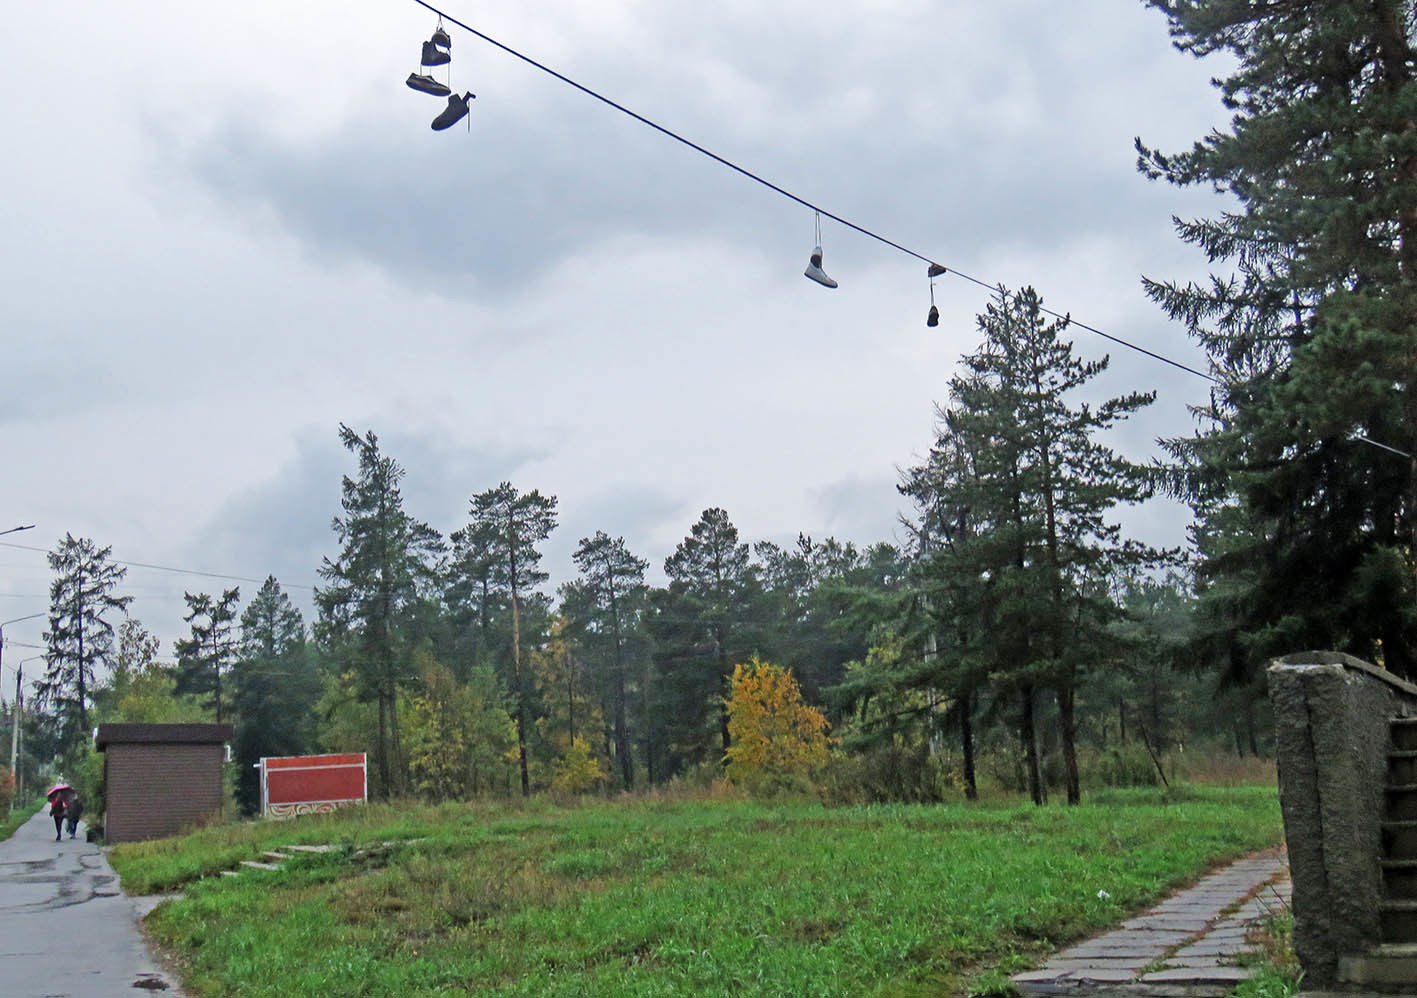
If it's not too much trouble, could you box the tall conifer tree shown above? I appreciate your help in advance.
[38,534,132,750]
[916,288,1159,804]
[571,531,649,790]
[659,508,758,763]
[459,482,557,797]
[1139,0,1417,674]
[316,425,443,797]
[173,587,241,724]
[231,577,317,814]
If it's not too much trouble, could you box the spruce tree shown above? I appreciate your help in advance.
[37,534,132,750]
[916,287,1159,804]
[1138,0,1417,674]
[173,587,241,724]
[316,425,443,797]
[231,577,317,814]
[658,508,759,763]
[571,531,649,790]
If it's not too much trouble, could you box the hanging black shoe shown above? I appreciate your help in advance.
[927,305,940,327]
[432,92,475,131]
[407,73,452,97]
[421,40,451,67]
[432,25,452,50]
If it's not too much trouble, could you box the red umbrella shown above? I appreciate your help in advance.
[46,784,71,799]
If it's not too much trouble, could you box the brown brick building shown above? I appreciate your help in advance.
[96,723,232,843]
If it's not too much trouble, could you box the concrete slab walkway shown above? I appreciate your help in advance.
[0,808,183,996]
[1013,852,1291,997]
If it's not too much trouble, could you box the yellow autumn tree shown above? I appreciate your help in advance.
[724,657,831,794]
[550,737,605,794]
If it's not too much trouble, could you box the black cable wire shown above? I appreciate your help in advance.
[411,0,1215,387]
[0,542,314,591]
[408,0,1413,459]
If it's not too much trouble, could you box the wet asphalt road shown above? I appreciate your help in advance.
[0,808,181,996]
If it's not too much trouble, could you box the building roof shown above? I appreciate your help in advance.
[95,723,234,750]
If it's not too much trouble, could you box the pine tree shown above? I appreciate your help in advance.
[918,287,1160,804]
[37,534,132,750]
[316,425,443,797]
[173,587,241,724]
[1138,0,1417,675]
[570,531,649,790]
[231,577,318,814]
[445,515,506,677]
[657,507,759,765]
[459,482,558,797]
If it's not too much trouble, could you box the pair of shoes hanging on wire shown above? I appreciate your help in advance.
[926,263,945,326]
[802,211,946,328]
[406,19,475,130]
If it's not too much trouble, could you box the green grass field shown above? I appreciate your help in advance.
[111,786,1282,997]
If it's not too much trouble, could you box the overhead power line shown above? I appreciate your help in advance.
[409,0,1413,460]
[0,542,314,591]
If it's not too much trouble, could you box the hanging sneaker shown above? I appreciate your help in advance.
[432,26,452,50]
[804,246,837,288]
[927,304,940,327]
[927,263,947,278]
[431,92,476,131]
[421,40,451,67]
[406,73,452,97]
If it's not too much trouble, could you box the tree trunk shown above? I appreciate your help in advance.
[511,589,530,798]
[960,687,978,801]
[376,694,390,797]
[1057,680,1080,805]
[1022,684,1043,806]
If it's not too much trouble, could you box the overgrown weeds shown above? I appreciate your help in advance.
[110,785,1285,997]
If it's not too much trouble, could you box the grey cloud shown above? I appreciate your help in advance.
[181,426,548,619]
[155,4,1215,303]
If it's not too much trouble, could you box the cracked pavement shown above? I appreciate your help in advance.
[0,808,182,996]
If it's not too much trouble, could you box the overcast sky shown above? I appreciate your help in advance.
[0,0,1234,685]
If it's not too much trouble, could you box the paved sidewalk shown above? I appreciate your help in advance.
[1013,853,1291,996]
[0,808,182,996]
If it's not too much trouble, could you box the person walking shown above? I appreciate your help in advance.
[49,794,66,842]
[63,791,83,839]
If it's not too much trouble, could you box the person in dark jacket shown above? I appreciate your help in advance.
[49,795,66,842]
[63,791,83,839]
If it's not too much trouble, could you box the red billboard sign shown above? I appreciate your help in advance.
[258,753,367,817]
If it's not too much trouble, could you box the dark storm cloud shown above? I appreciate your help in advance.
[161,0,1216,302]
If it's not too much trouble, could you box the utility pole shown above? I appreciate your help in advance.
[8,664,20,813]
[2,613,46,814]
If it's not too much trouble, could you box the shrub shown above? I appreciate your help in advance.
[818,742,959,805]
[1088,745,1164,789]
[0,764,13,813]
[724,657,831,795]
[550,737,605,795]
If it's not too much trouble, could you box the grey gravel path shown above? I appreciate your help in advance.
[0,807,184,996]
[1012,853,1291,997]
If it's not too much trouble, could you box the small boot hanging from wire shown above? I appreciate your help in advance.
[804,211,838,288]
[432,91,476,131]
[926,263,945,326]
[408,16,453,96]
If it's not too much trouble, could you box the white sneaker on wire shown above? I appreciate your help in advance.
[804,246,837,288]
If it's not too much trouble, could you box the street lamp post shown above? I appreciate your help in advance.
[8,655,43,812]
[0,525,34,538]
[2,613,45,813]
